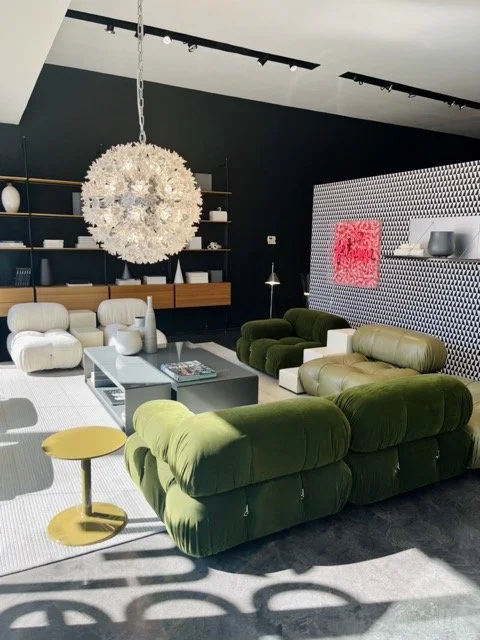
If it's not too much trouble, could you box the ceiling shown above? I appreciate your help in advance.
[5,1,480,138]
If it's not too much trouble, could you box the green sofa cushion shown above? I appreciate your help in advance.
[335,375,473,453]
[284,308,350,342]
[167,397,351,498]
[240,318,293,341]
[265,341,325,377]
[133,400,194,461]
[236,336,251,364]
[346,428,472,505]
[164,462,352,557]
[352,325,447,373]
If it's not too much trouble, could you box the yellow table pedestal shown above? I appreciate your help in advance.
[47,502,127,547]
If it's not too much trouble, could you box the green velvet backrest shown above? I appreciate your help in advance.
[335,374,472,453]
[166,397,350,498]
[352,325,447,373]
[283,308,349,342]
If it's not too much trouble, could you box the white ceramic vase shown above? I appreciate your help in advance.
[174,259,184,284]
[113,329,142,356]
[144,295,157,354]
[1,183,20,213]
[132,316,145,341]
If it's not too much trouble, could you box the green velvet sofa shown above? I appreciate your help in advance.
[236,308,350,377]
[299,324,447,396]
[125,375,473,557]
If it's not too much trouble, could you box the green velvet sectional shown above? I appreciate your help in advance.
[236,308,350,377]
[125,374,474,557]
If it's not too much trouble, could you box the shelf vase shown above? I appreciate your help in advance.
[40,258,53,286]
[1,183,20,213]
[113,329,142,356]
[428,231,455,257]
[174,259,184,284]
[144,296,157,354]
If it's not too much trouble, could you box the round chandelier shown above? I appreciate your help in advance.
[81,0,202,264]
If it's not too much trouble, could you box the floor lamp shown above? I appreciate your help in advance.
[265,261,280,318]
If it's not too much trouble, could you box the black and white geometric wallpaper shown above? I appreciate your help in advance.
[310,160,480,380]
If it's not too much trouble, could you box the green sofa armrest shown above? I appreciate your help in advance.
[240,318,293,341]
[132,399,194,461]
[166,397,350,498]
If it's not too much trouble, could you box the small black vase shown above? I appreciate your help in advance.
[428,231,455,257]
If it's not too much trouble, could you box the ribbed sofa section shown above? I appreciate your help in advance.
[335,375,473,504]
[125,397,352,557]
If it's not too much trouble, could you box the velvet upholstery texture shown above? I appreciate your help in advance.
[126,396,352,556]
[236,308,349,377]
[456,377,480,468]
[125,375,474,557]
[299,324,447,396]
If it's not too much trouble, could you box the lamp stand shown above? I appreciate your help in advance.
[269,285,274,319]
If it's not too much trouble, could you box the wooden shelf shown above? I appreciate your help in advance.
[32,247,101,251]
[383,254,480,263]
[109,284,174,309]
[201,190,231,196]
[0,287,34,317]
[198,219,231,224]
[35,285,109,311]
[1,212,85,219]
[0,246,29,250]
[174,283,231,308]
[182,249,231,253]
[0,175,82,187]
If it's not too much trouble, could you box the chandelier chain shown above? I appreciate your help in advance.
[137,0,146,143]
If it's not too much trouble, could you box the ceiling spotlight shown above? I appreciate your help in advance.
[163,35,172,45]
[187,43,198,52]
[408,93,416,99]
[458,103,466,110]
[257,55,268,67]
[289,64,298,72]
[447,100,456,108]
[381,84,394,93]
[105,24,115,35]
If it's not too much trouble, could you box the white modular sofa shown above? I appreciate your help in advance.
[7,302,83,373]
[97,298,167,347]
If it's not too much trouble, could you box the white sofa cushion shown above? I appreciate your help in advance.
[7,302,69,334]
[7,330,83,373]
[97,298,147,328]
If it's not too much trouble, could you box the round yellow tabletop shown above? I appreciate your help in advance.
[42,426,126,461]
[41,426,128,547]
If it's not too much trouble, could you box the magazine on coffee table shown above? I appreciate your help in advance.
[160,360,217,383]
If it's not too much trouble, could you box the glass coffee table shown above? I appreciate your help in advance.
[84,342,259,434]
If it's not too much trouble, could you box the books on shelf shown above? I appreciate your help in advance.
[186,271,209,284]
[102,387,125,406]
[115,278,141,285]
[160,360,217,383]
[0,240,26,247]
[76,235,98,249]
[14,267,31,287]
[66,280,93,287]
[43,239,64,248]
[143,276,167,285]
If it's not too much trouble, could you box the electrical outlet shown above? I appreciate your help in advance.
[267,235,276,245]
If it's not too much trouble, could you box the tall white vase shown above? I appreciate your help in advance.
[174,259,184,284]
[144,295,157,354]
[1,183,20,213]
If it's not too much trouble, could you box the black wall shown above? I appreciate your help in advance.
[1,63,480,353]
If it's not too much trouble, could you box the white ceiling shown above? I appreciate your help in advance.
[5,1,480,138]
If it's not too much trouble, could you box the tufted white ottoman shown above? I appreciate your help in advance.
[7,302,83,373]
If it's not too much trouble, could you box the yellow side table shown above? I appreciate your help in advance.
[42,426,127,546]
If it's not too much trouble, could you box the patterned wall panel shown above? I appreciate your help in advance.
[310,160,480,380]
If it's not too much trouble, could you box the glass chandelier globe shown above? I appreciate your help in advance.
[81,1,202,264]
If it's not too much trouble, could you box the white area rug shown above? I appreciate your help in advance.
[0,342,294,576]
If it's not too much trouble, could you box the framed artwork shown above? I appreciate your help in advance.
[333,220,382,288]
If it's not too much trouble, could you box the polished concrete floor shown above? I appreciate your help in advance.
[1,471,479,639]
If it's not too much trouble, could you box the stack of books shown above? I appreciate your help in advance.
[0,240,26,248]
[115,278,141,285]
[66,279,93,287]
[43,239,64,248]
[143,275,167,284]
[76,236,98,249]
[186,271,209,284]
[14,267,31,286]
[160,360,217,383]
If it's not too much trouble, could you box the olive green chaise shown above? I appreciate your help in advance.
[125,375,473,557]
[299,324,447,396]
[236,308,350,377]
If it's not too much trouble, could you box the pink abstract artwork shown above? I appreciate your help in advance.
[333,220,382,288]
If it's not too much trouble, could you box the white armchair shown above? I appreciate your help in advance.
[97,298,167,347]
[7,302,83,373]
